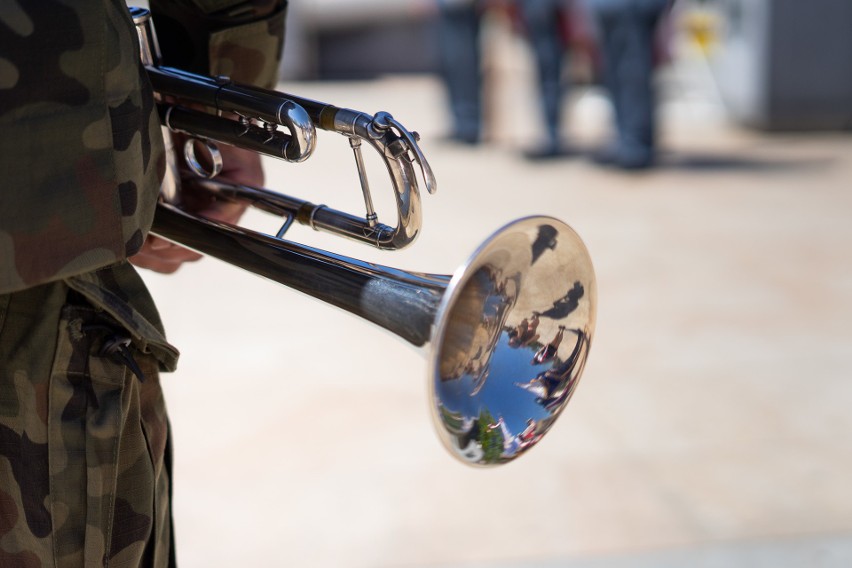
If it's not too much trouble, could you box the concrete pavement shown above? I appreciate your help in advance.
[140,40,852,567]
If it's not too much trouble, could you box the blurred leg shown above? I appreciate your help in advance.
[594,1,665,168]
[438,3,483,143]
[596,9,629,155]
[519,0,567,153]
[615,5,661,166]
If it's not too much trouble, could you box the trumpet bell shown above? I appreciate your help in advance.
[430,217,596,465]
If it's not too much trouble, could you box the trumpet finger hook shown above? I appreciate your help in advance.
[373,112,437,195]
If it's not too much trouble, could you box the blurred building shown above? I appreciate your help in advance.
[280,0,441,80]
[707,0,852,130]
[283,0,852,132]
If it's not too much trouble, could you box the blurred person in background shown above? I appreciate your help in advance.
[436,0,486,144]
[436,0,587,157]
[514,0,573,160]
[585,0,671,169]
[0,1,283,565]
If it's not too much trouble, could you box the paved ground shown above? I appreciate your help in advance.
[141,35,852,568]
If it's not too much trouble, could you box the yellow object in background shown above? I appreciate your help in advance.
[683,9,719,53]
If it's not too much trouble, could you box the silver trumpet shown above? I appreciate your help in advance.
[132,8,596,466]
[132,6,432,250]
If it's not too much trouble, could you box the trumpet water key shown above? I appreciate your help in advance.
[132,7,597,466]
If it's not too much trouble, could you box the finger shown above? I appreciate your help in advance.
[199,199,248,225]
[130,249,202,273]
[147,234,179,251]
[217,146,264,187]
[129,253,183,274]
[129,234,203,274]
[142,238,203,263]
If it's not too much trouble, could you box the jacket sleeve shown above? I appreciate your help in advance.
[149,0,288,89]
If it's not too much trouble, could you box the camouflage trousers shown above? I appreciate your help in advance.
[0,280,174,567]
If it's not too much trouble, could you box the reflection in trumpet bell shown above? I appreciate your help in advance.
[516,328,589,411]
[430,218,596,466]
[438,242,528,384]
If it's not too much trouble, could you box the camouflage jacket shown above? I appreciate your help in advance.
[0,0,286,295]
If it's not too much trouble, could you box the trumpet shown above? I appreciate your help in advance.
[132,7,596,466]
[133,6,432,251]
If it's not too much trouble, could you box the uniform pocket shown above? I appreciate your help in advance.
[48,302,162,566]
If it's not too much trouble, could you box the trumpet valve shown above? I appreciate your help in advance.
[262,121,278,143]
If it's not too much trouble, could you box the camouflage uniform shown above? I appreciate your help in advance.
[0,1,285,565]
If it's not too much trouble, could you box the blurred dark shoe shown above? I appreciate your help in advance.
[522,143,574,161]
[590,145,619,165]
[443,132,480,146]
[592,145,654,170]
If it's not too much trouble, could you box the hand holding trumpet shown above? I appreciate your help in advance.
[131,138,260,274]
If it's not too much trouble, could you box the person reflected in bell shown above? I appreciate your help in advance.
[522,311,541,345]
[541,281,584,319]
[518,368,567,408]
[518,418,539,448]
[540,365,567,399]
[541,368,579,412]
[507,325,517,342]
[533,325,566,364]
[508,311,541,347]
[450,414,480,457]
[531,224,558,264]
[485,416,503,433]
[515,326,583,403]
[538,350,576,398]
[542,328,586,409]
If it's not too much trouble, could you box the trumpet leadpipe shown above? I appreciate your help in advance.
[153,202,446,347]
